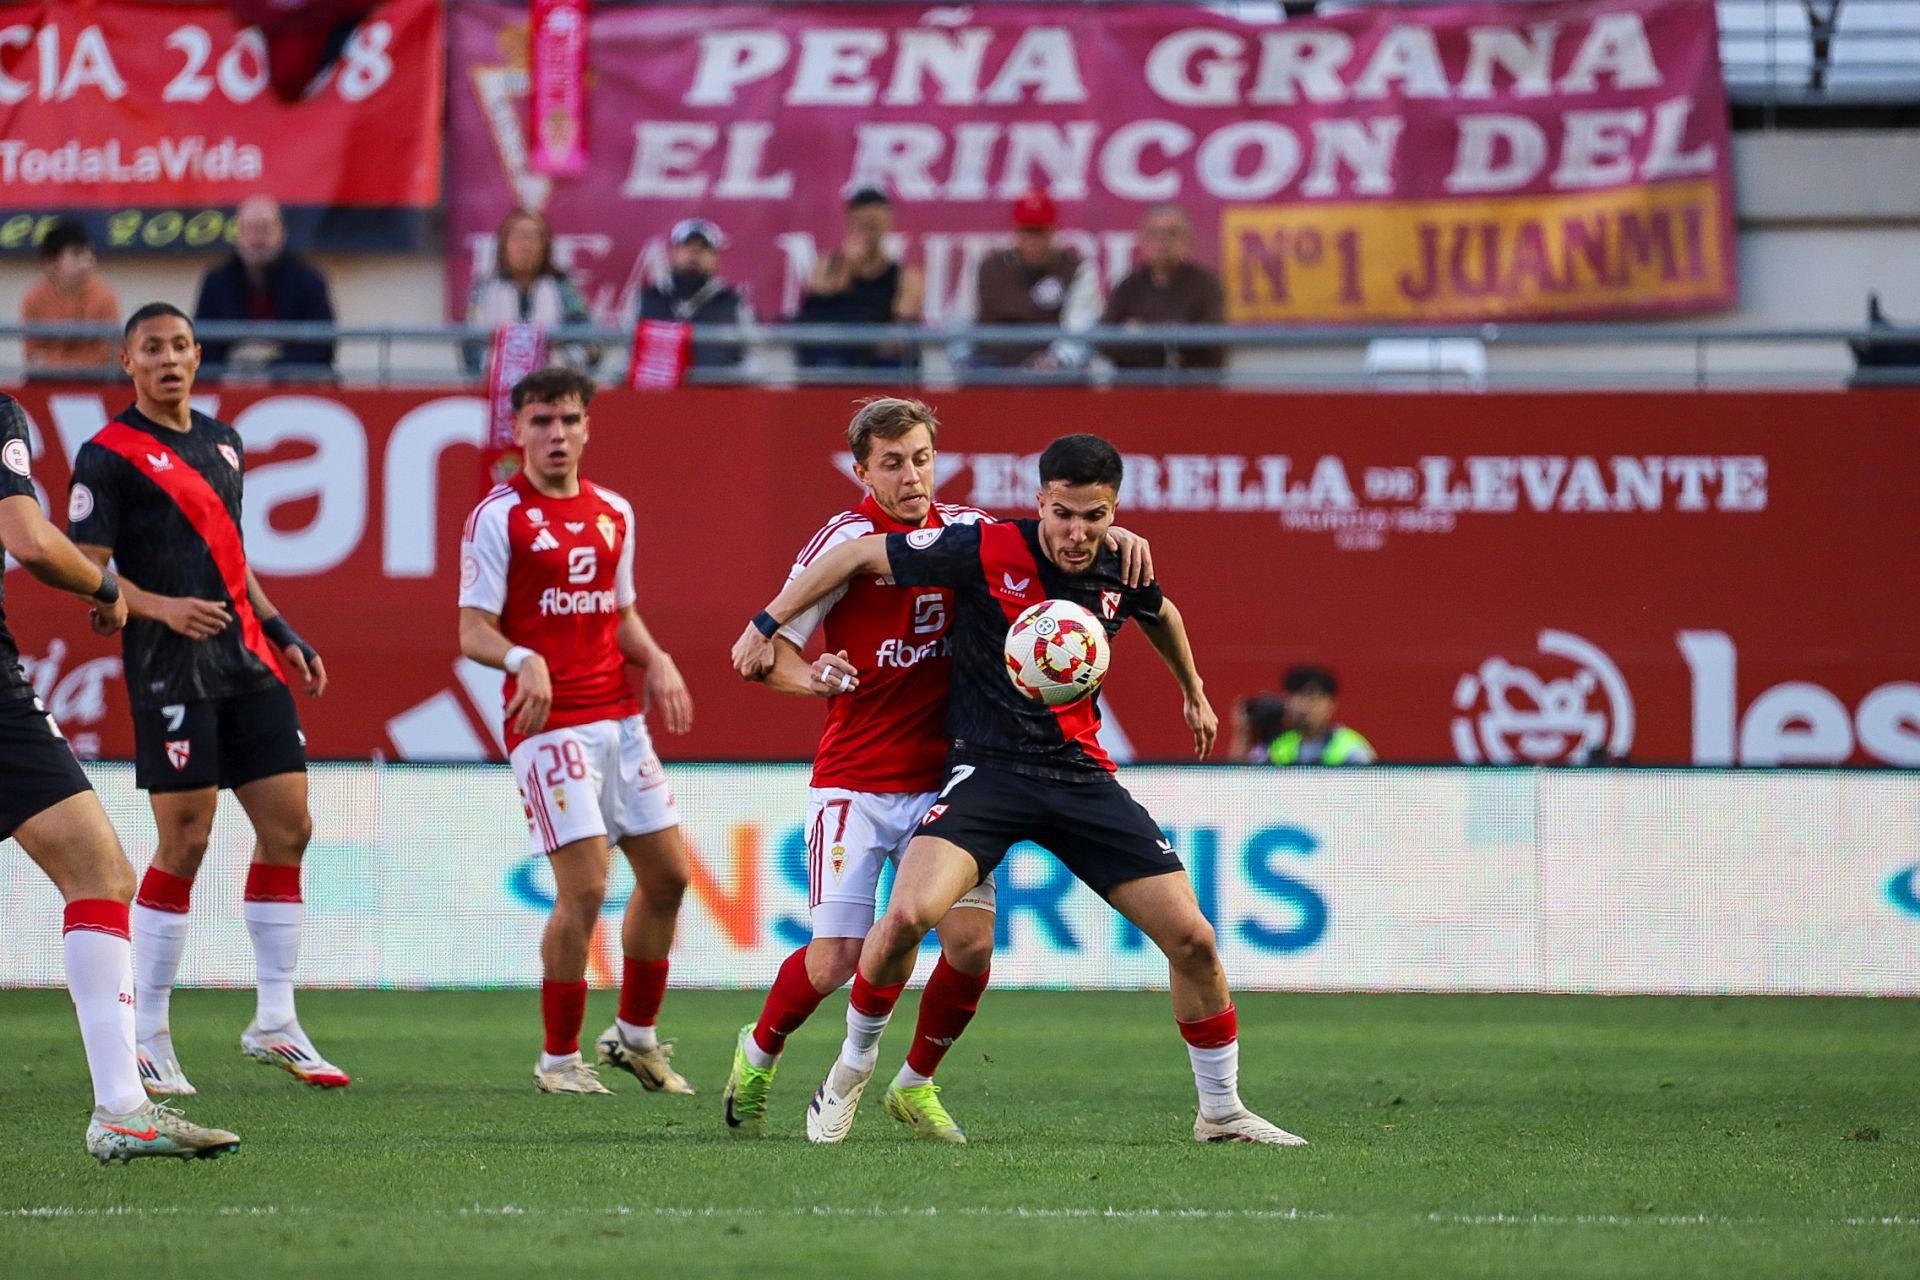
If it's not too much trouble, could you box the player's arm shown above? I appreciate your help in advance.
[459,605,550,737]
[615,605,693,735]
[1105,525,1154,588]
[245,566,326,697]
[761,637,860,699]
[730,533,893,681]
[0,496,127,634]
[1136,596,1219,760]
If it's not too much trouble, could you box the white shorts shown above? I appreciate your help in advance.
[807,787,996,939]
[511,716,678,856]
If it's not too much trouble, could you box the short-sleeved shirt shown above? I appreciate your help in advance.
[779,496,988,793]
[883,519,1165,783]
[458,471,641,752]
[0,396,43,704]
[67,406,284,709]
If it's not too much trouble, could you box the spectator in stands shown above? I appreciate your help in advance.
[1261,665,1375,765]
[193,194,336,378]
[635,218,753,370]
[1100,205,1226,372]
[952,189,1100,373]
[20,220,119,381]
[793,187,924,370]
[463,208,597,375]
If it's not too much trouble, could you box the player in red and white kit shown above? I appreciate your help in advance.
[458,369,696,1096]
[724,398,1154,1143]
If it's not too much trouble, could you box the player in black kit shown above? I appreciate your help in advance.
[67,303,349,1094]
[0,392,240,1162]
[733,434,1304,1147]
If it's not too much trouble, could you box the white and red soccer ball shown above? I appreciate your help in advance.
[1004,600,1111,707]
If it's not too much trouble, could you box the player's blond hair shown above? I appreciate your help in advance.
[846,397,939,465]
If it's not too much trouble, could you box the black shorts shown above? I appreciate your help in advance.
[132,683,306,793]
[0,695,94,842]
[917,762,1183,898]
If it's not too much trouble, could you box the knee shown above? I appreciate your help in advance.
[874,907,931,957]
[940,919,995,975]
[99,856,137,905]
[558,877,608,925]
[646,861,689,910]
[806,939,860,991]
[1162,916,1220,973]
[159,818,214,863]
[262,809,312,861]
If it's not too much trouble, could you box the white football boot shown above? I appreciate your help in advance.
[535,1054,614,1095]
[241,1020,351,1088]
[136,1033,196,1097]
[86,1101,240,1164]
[805,1058,875,1144]
[1193,1108,1308,1146]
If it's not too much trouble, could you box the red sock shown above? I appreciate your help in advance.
[618,958,669,1027]
[849,970,906,1018]
[242,862,302,904]
[541,979,589,1056]
[752,946,832,1058]
[1177,1005,1238,1048]
[135,866,193,914]
[906,956,990,1079]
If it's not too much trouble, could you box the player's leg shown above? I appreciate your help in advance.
[591,716,694,1093]
[8,746,239,1164]
[809,830,986,1144]
[134,780,219,1095]
[536,834,614,1094]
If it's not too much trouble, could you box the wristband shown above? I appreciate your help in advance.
[90,568,120,606]
[262,614,319,662]
[504,645,535,675]
[751,610,781,639]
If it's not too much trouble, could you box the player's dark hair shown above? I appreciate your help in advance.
[40,219,93,261]
[511,367,596,412]
[1283,665,1339,697]
[122,302,194,342]
[846,186,891,210]
[847,397,938,464]
[1038,434,1123,491]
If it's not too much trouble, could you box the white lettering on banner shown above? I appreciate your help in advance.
[16,640,120,761]
[0,136,264,186]
[234,397,368,576]
[1678,631,1920,767]
[538,587,616,616]
[685,25,1086,107]
[2,764,1911,993]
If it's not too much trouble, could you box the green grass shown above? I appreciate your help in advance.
[0,990,1915,1278]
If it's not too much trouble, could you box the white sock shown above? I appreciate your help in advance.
[538,1050,581,1073]
[1188,1039,1243,1121]
[130,904,189,1045]
[65,928,146,1115]
[742,1036,778,1070]
[839,1004,892,1073]
[243,900,303,1030]
[615,1018,658,1051]
[894,1064,933,1089]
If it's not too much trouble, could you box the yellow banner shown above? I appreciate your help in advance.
[1222,180,1730,324]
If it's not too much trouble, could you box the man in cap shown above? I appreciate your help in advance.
[952,190,1101,373]
[636,219,754,369]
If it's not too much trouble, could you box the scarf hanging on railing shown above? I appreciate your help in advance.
[481,322,547,491]
[529,0,589,177]
[628,320,692,390]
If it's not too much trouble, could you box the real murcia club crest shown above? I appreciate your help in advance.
[596,512,617,550]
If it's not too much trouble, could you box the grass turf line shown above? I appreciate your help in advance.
[0,990,1913,1278]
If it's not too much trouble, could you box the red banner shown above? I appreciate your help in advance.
[0,0,443,252]
[4,385,1917,769]
[447,0,1735,326]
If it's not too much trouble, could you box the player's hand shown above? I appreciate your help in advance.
[645,652,694,735]
[281,645,328,698]
[506,653,553,737]
[1106,525,1155,588]
[156,596,231,640]
[811,649,860,698]
[89,595,128,636]
[1184,687,1219,760]
[731,624,777,682]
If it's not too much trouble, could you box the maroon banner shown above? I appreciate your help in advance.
[447,0,1735,326]
[4,386,1917,769]
[0,0,443,252]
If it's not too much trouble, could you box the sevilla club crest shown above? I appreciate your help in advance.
[217,444,241,471]
[1100,590,1121,619]
[165,739,191,770]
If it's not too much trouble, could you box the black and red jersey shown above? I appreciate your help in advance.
[67,406,284,708]
[884,519,1164,783]
[0,396,41,706]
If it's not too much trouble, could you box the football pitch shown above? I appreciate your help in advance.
[1,990,1913,1278]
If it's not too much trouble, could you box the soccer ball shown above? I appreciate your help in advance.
[1005,600,1111,707]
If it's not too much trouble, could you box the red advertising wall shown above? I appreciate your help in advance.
[5,386,1917,767]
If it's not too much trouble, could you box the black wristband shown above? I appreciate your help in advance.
[90,568,120,606]
[263,615,318,662]
[751,610,781,638]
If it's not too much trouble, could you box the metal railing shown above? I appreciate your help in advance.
[9,319,1920,390]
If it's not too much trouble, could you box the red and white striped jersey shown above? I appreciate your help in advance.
[459,471,641,752]
[781,495,989,792]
